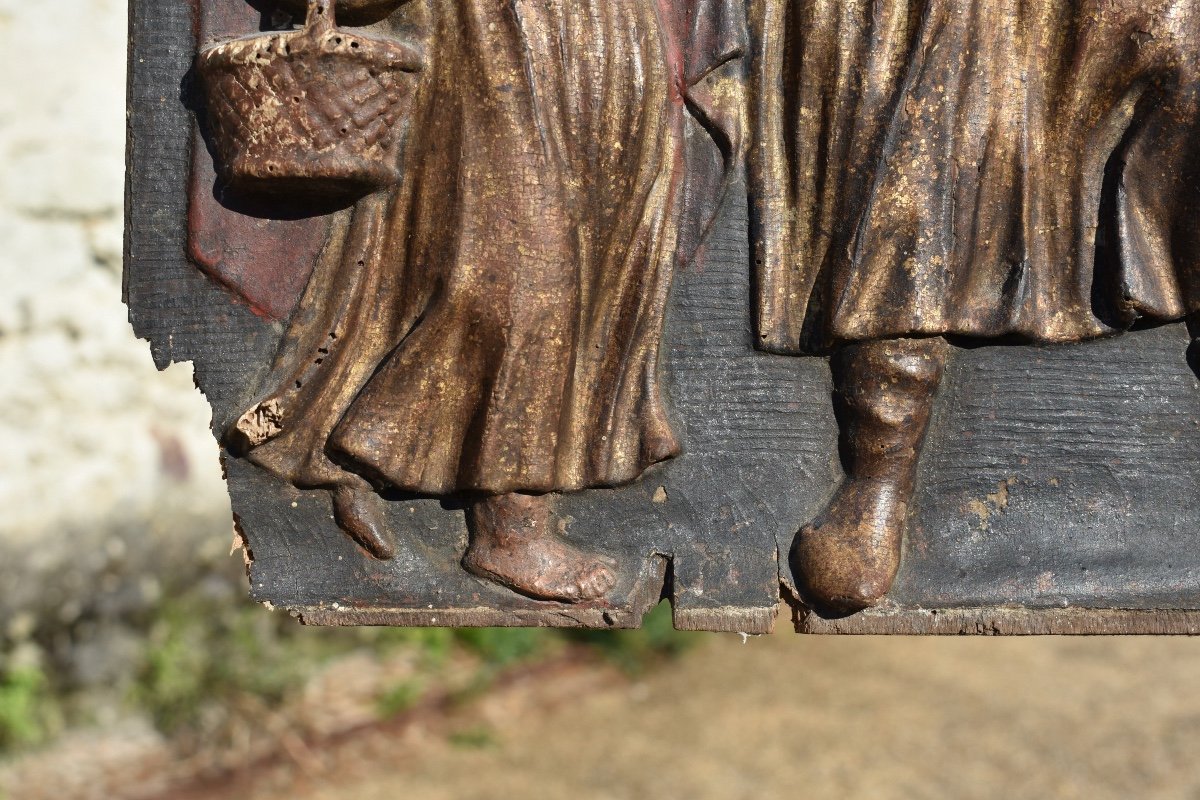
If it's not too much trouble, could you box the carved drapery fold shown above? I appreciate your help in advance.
[233,0,747,496]
[751,0,1200,354]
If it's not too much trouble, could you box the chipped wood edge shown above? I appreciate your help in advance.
[795,606,1200,635]
[673,604,779,634]
[297,605,648,629]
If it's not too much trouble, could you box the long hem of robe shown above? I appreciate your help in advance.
[236,0,697,496]
[751,0,1200,356]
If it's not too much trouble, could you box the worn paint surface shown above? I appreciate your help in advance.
[127,0,1200,632]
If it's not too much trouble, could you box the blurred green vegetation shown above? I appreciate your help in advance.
[448,724,499,750]
[565,600,698,674]
[0,588,699,755]
[0,666,58,750]
[376,678,425,718]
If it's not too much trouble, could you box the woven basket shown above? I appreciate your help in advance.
[196,0,423,199]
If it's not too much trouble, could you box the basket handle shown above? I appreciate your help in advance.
[305,0,336,33]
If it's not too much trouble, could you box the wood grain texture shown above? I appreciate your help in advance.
[796,607,1200,636]
[127,0,1200,633]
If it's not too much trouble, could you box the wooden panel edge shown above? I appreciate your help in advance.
[673,604,779,634]
[295,605,651,629]
[795,606,1200,635]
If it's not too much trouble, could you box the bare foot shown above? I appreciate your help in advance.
[333,486,397,560]
[790,478,908,616]
[463,493,617,603]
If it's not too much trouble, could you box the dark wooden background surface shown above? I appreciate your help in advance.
[127,0,1200,633]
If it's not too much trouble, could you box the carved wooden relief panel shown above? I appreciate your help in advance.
[126,0,1200,633]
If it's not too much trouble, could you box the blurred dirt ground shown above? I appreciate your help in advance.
[186,632,1200,800]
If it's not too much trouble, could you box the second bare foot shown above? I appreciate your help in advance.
[463,493,617,603]
[790,478,908,616]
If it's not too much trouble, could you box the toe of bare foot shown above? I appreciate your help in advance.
[790,480,906,617]
[791,527,893,616]
[568,559,618,601]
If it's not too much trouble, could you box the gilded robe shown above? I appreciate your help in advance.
[752,0,1200,354]
[233,0,744,496]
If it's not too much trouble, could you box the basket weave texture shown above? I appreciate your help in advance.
[197,0,423,197]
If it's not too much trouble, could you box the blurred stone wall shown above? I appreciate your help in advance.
[0,0,233,689]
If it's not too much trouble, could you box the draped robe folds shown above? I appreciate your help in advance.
[232,0,746,496]
[751,0,1200,355]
